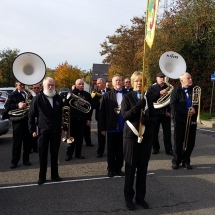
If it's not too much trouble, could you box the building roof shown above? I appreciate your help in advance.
[92,64,110,81]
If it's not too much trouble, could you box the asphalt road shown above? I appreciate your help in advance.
[0,116,215,215]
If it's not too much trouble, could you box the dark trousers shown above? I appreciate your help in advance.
[124,128,152,202]
[66,119,85,157]
[152,115,172,152]
[38,133,61,180]
[11,120,31,164]
[97,120,106,156]
[32,136,38,151]
[172,121,197,166]
[106,131,124,172]
[83,124,92,145]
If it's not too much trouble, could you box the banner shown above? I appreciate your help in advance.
[145,0,159,48]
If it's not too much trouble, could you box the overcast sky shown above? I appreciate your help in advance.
[1,0,165,71]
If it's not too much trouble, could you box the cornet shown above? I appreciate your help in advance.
[91,89,102,98]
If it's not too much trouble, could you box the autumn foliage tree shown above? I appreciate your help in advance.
[100,16,145,79]
[54,62,81,89]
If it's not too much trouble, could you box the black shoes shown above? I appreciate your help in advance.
[115,170,125,176]
[75,155,85,159]
[166,150,173,156]
[10,163,17,169]
[172,164,179,170]
[86,144,94,147]
[38,179,46,185]
[23,162,32,166]
[152,150,159,154]
[65,156,72,161]
[136,199,149,209]
[182,163,193,169]
[51,176,63,182]
[108,171,114,177]
[97,154,103,158]
[125,200,135,210]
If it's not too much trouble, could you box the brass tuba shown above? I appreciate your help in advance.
[62,106,74,145]
[68,93,91,113]
[183,86,201,151]
[154,51,187,109]
[8,52,46,121]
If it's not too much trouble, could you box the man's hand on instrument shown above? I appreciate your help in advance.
[160,89,167,95]
[18,101,26,109]
[101,131,106,136]
[32,132,37,137]
[188,107,195,116]
[86,120,91,126]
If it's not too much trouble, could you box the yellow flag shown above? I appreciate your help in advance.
[145,0,159,48]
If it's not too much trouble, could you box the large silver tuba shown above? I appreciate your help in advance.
[153,51,187,109]
[68,93,91,113]
[8,52,46,120]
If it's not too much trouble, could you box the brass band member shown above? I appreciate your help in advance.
[123,78,133,92]
[92,78,111,158]
[170,72,198,170]
[146,72,173,155]
[99,74,126,177]
[65,79,92,161]
[4,81,32,169]
[121,71,154,210]
[28,77,63,185]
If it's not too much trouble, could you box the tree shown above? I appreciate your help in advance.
[54,62,82,89]
[0,48,20,86]
[100,16,145,79]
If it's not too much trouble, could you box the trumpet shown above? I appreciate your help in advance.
[91,89,102,98]
[183,86,201,151]
[62,106,74,146]
[114,105,121,114]
[69,93,91,113]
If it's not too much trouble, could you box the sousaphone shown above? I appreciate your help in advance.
[153,51,187,109]
[12,52,46,85]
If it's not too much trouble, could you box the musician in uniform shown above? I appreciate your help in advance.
[28,77,63,185]
[92,78,111,158]
[65,79,92,161]
[146,72,173,155]
[121,71,154,210]
[170,72,199,170]
[4,81,32,169]
[123,78,133,92]
[99,74,126,177]
[31,83,42,153]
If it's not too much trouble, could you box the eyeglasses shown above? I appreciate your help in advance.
[125,81,130,83]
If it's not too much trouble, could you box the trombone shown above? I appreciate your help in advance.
[62,106,74,146]
[183,86,201,151]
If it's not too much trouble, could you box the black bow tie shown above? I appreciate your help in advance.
[116,90,122,93]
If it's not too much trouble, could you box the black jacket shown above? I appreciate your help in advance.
[170,85,198,123]
[92,88,111,121]
[4,89,33,122]
[65,88,92,121]
[146,83,171,115]
[121,91,154,138]
[99,88,128,131]
[28,93,63,134]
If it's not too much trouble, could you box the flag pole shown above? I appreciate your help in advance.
[138,0,159,143]
[137,0,150,143]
